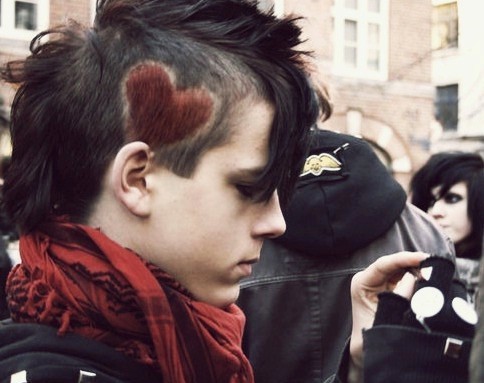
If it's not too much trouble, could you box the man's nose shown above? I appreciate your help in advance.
[253,191,286,239]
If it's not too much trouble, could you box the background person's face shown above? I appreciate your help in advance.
[140,99,286,308]
[428,181,472,244]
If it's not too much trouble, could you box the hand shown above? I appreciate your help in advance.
[348,251,428,382]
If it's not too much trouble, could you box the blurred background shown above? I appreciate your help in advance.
[0,0,482,191]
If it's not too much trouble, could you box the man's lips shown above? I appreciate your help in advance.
[236,258,259,277]
[239,257,259,264]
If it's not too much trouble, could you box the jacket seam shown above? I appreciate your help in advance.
[240,267,365,288]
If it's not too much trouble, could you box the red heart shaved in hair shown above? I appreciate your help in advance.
[125,64,213,145]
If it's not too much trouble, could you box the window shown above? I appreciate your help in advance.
[435,84,458,131]
[344,19,357,66]
[432,1,458,50]
[0,0,49,40]
[332,0,389,80]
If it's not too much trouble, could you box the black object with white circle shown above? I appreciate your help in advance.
[363,255,476,383]
[410,256,476,338]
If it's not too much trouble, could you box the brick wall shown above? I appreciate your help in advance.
[0,0,435,188]
[283,0,434,189]
[50,0,92,26]
[389,0,432,83]
[0,0,93,104]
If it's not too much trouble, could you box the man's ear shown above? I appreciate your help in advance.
[110,141,154,217]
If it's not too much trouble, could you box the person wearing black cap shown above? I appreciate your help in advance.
[237,129,456,383]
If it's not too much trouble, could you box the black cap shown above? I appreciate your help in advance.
[275,129,407,257]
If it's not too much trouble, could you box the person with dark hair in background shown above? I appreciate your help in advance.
[0,1,430,382]
[237,129,455,383]
[410,152,484,304]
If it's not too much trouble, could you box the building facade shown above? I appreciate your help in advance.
[0,1,482,188]
[277,0,435,188]
[431,0,484,155]
[274,0,484,186]
[0,0,93,99]
[0,0,92,157]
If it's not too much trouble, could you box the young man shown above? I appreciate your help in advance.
[0,0,426,382]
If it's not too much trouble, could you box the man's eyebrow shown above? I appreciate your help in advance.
[230,166,266,179]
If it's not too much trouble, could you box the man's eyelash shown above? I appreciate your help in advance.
[236,184,257,199]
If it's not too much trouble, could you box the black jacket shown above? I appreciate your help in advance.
[0,322,161,383]
[237,130,456,383]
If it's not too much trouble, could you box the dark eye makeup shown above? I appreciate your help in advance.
[430,191,464,207]
[443,192,463,204]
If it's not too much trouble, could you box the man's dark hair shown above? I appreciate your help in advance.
[1,0,330,233]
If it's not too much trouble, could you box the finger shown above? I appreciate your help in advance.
[358,252,429,288]
[393,271,417,299]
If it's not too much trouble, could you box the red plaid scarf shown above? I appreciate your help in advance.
[6,221,254,383]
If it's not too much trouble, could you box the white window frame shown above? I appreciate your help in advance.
[332,0,389,81]
[91,0,97,24]
[256,0,284,17]
[431,0,458,50]
[273,0,284,18]
[0,0,49,40]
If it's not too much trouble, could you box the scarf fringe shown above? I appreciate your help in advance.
[7,221,254,383]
